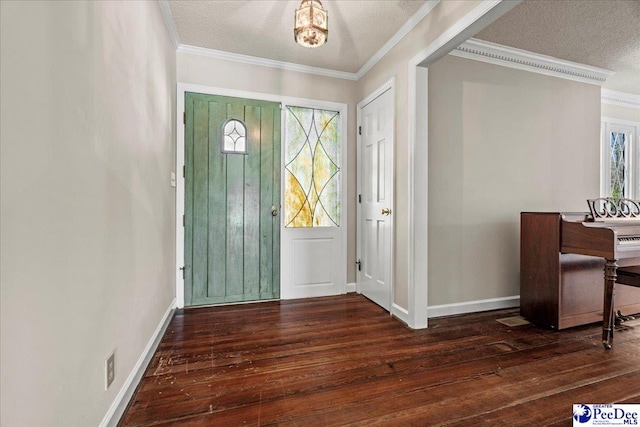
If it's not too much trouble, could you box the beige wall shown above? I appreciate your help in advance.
[602,103,640,122]
[0,1,176,426]
[428,55,601,305]
[177,52,359,283]
[357,0,483,308]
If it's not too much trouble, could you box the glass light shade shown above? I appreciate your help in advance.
[294,0,328,48]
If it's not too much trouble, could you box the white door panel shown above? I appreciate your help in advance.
[358,88,393,311]
[283,232,341,299]
[280,103,347,300]
[293,239,333,285]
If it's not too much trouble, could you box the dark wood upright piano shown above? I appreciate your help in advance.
[520,204,640,345]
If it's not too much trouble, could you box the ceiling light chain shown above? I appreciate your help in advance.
[294,0,328,48]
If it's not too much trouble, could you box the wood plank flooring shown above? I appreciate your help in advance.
[119,294,640,426]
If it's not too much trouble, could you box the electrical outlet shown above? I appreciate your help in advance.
[105,352,115,390]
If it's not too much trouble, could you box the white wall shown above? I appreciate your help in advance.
[0,2,176,426]
[427,55,601,305]
[177,52,359,283]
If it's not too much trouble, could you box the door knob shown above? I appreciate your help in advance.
[272,205,279,216]
[381,208,391,216]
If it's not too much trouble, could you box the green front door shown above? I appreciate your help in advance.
[184,92,281,306]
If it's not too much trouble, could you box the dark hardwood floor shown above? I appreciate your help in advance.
[119,294,640,426]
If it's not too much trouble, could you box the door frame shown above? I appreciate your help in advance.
[356,78,395,314]
[176,83,348,308]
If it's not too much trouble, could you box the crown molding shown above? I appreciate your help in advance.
[160,0,444,82]
[450,38,614,86]
[355,0,441,79]
[601,89,640,110]
[177,45,359,81]
[158,0,180,49]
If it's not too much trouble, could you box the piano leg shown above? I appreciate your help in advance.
[603,258,618,349]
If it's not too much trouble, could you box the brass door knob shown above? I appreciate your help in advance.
[381,208,391,216]
[272,205,279,216]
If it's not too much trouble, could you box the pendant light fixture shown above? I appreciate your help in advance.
[294,0,328,48]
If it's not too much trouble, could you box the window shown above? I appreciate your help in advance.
[609,131,627,199]
[601,118,639,200]
[284,106,341,227]
[222,119,247,153]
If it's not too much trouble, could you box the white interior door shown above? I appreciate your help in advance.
[358,87,394,310]
[280,103,347,299]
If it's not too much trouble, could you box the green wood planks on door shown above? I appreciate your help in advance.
[207,101,226,300]
[192,99,211,302]
[184,92,281,306]
[244,105,261,299]
[261,106,280,296]
[225,101,245,300]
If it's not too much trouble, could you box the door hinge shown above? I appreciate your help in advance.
[179,266,185,278]
[356,259,361,271]
[358,194,361,203]
[182,165,185,178]
[358,126,362,136]
[183,111,186,125]
[182,215,185,227]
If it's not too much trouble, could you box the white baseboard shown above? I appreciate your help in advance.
[391,303,410,324]
[427,295,520,319]
[346,282,357,293]
[100,298,177,427]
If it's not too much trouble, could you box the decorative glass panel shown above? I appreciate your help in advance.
[222,119,247,153]
[609,131,626,199]
[285,106,340,227]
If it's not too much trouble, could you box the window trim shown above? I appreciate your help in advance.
[601,117,640,200]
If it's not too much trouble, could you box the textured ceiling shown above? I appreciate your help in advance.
[167,0,640,94]
[168,0,428,73]
[475,0,640,95]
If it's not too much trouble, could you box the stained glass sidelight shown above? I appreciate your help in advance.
[285,106,340,227]
[609,131,626,199]
[222,119,247,153]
